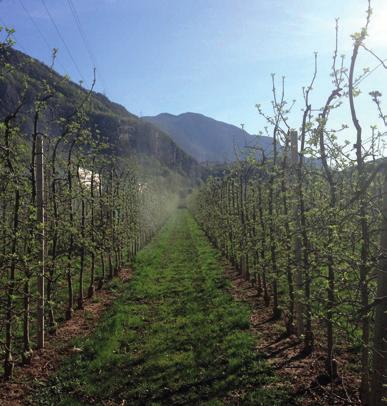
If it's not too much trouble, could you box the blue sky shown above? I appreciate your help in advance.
[1,0,387,146]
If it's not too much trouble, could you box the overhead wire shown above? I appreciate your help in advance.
[40,0,85,84]
[17,0,67,72]
[4,0,107,93]
[66,0,96,67]
[65,0,108,93]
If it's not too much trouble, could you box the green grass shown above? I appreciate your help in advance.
[35,209,291,405]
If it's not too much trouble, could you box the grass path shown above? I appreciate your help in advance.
[37,210,290,405]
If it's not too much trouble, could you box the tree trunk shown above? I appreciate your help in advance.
[281,135,295,335]
[65,140,76,320]
[370,167,387,406]
[36,133,45,349]
[269,127,280,319]
[4,188,20,380]
[291,130,304,338]
[78,196,85,309]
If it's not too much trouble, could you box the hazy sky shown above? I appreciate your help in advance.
[1,0,387,144]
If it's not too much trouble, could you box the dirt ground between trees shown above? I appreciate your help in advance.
[0,260,363,406]
[0,268,133,406]
[224,264,362,405]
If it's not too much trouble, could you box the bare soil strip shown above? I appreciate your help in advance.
[224,265,362,405]
[0,268,133,406]
[0,224,362,405]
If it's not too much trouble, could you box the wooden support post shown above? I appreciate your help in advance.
[291,130,304,337]
[36,134,45,349]
[370,164,387,406]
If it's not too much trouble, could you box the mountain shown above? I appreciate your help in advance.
[0,48,203,180]
[143,112,273,163]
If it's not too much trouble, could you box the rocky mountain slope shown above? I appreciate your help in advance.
[143,112,273,163]
[0,48,202,179]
